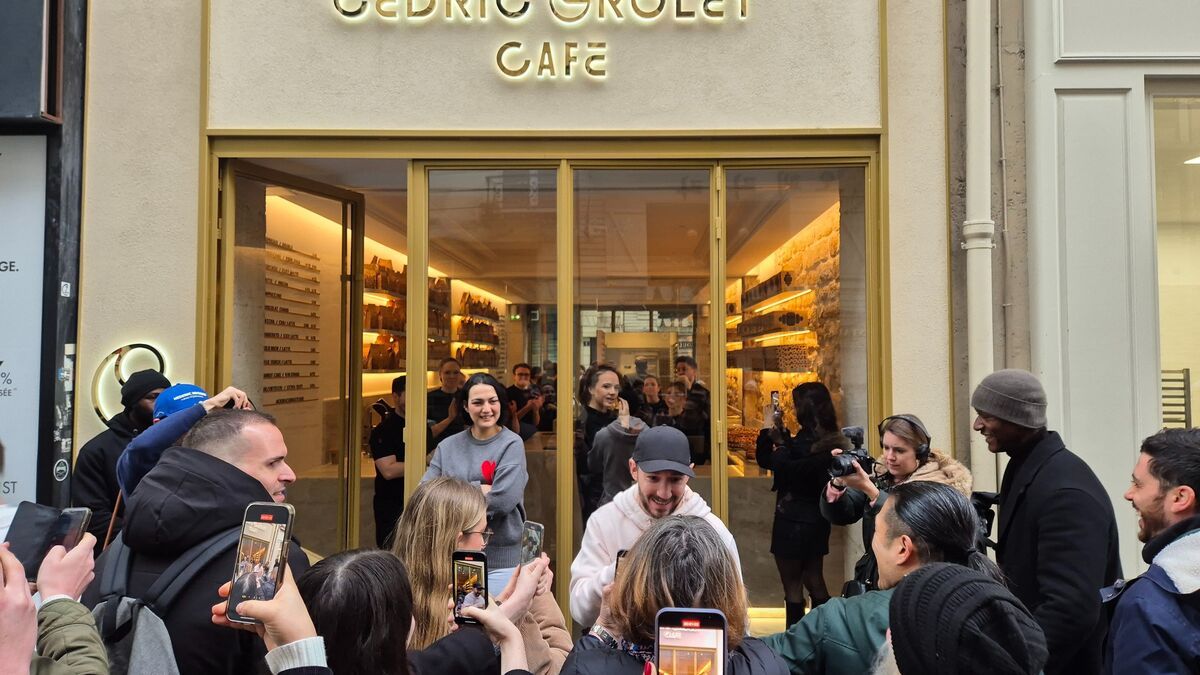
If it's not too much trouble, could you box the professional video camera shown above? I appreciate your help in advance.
[829,426,876,478]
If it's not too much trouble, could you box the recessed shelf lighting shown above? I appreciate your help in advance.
[1186,155,1200,165]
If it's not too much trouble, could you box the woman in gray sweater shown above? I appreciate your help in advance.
[422,372,529,592]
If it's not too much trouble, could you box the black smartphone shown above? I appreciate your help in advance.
[452,550,488,624]
[226,502,295,625]
[615,548,628,576]
[520,521,545,565]
[655,608,728,675]
[3,503,92,581]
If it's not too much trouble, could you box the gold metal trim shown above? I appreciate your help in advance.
[404,161,430,500]
[709,163,728,519]
[555,159,575,629]
[942,0,959,458]
[346,187,367,549]
[207,128,884,139]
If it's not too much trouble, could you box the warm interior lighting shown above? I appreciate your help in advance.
[726,341,743,351]
[452,340,497,350]
[752,289,813,314]
[753,329,812,344]
[364,292,398,306]
[1186,155,1200,165]
[725,315,743,327]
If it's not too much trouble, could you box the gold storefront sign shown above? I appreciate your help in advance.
[331,0,750,81]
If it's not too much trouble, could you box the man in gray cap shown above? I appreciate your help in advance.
[71,368,170,545]
[971,369,1121,675]
[568,425,741,627]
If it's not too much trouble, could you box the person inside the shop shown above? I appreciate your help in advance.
[72,368,170,546]
[428,357,466,446]
[755,382,851,627]
[674,355,710,420]
[536,383,557,433]
[634,374,667,425]
[820,413,972,594]
[575,364,623,522]
[568,425,741,628]
[369,375,407,548]
[655,379,710,466]
[422,373,528,591]
[506,362,544,441]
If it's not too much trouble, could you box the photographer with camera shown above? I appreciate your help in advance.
[819,414,971,594]
[755,382,850,627]
[369,375,408,548]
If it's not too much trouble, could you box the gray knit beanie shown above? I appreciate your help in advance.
[970,369,1047,429]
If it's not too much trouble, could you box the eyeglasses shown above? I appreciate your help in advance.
[462,527,493,545]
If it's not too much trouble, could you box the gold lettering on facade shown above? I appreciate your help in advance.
[445,0,479,19]
[497,41,530,76]
[495,0,531,18]
[407,0,435,17]
[376,0,400,18]
[600,0,623,19]
[741,0,748,18]
[702,0,723,18]
[563,41,579,75]
[333,0,369,16]
[537,42,557,77]
[675,0,695,19]
[548,0,589,23]
[585,41,607,76]
[629,0,666,19]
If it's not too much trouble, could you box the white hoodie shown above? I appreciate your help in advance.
[567,483,742,626]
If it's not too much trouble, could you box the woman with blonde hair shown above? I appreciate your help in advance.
[392,477,571,675]
[560,515,787,675]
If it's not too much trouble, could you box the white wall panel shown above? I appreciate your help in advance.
[1059,0,1200,61]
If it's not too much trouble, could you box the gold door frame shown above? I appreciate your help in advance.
[201,138,888,622]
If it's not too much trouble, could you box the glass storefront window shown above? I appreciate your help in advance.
[1154,96,1200,429]
[723,167,868,620]
[426,168,561,563]
[573,167,714,538]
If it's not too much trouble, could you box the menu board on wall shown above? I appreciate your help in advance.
[0,136,47,503]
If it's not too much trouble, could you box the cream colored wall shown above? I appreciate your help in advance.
[1158,222,1200,417]
[76,1,202,444]
[207,0,881,130]
[884,1,952,448]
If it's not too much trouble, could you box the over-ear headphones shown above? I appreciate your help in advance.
[878,414,932,462]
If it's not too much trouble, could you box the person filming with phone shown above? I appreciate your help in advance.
[561,515,786,675]
[569,425,741,628]
[819,413,971,594]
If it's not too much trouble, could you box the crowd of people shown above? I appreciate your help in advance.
[2,364,1194,674]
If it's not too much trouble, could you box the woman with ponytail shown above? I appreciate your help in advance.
[763,481,1002,675]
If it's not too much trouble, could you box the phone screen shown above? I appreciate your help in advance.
[227,503,293,624]
[520,521,545,565]
[453,553,488,623]
[656,610,727,675]
[3,504,92,581]
[49,508,91,551]
[615,548,628,575]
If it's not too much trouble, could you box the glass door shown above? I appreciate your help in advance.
[220,160,365,556]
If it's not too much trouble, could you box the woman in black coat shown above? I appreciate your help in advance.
[560,515,788,675]
[755,382,849,627]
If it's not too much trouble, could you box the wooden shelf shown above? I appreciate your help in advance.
[364,328,405,339]
[364,288,406,302]
[454,313,503,324]
[453,340,498,350]
[266,238,321,262]
[265,265,320,285]
[265,291,320,308]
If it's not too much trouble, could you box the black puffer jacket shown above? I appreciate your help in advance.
[71,411,140,543]
[560,634,788,675]
[84,446,309,675]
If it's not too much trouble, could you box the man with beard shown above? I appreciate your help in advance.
[1104,428,1200,674]
[568,425,740,627]
[72,369,170,544]
[971,369,1122,675]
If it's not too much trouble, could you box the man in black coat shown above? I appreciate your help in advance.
[971,369,1122,675]
[71,369,169,544]
[85,408,309,675]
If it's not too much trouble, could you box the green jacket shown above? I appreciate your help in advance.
[761,589,893,675]
[31,599,109,675]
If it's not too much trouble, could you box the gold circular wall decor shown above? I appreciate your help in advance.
[90,343,166,425]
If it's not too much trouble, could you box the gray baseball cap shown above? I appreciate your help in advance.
[632,426,696,477]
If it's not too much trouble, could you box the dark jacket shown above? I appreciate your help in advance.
[997,431,1122,675]
[756,429,846,524]
[1104,514,1200,674]
[84,446,310,675]
[762,588,894,675]
[71,411,140,543]
[559,634,787,675]
[410,625,502,675]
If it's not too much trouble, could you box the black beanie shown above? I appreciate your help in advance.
[889,563,1048,675]
[120,369,171,408]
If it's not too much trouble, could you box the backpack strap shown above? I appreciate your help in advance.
[96,532,134,600]
[142,527,242,615]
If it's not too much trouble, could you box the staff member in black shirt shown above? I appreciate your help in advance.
[506,362,543,440]
[427,357,465,445]
[370,376,408,548]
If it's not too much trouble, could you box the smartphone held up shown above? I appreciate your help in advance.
[3,502,92,581]
[453,550,488,624]
[226,502,294,625]
[656,608,727,675]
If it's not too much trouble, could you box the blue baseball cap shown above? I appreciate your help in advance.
[153,383,209,420]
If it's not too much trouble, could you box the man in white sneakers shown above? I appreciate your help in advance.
[568,425,741,626]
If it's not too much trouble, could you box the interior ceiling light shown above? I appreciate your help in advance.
[1186,155,1200,165]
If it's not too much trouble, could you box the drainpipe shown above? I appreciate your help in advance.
[962,0,998,491]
